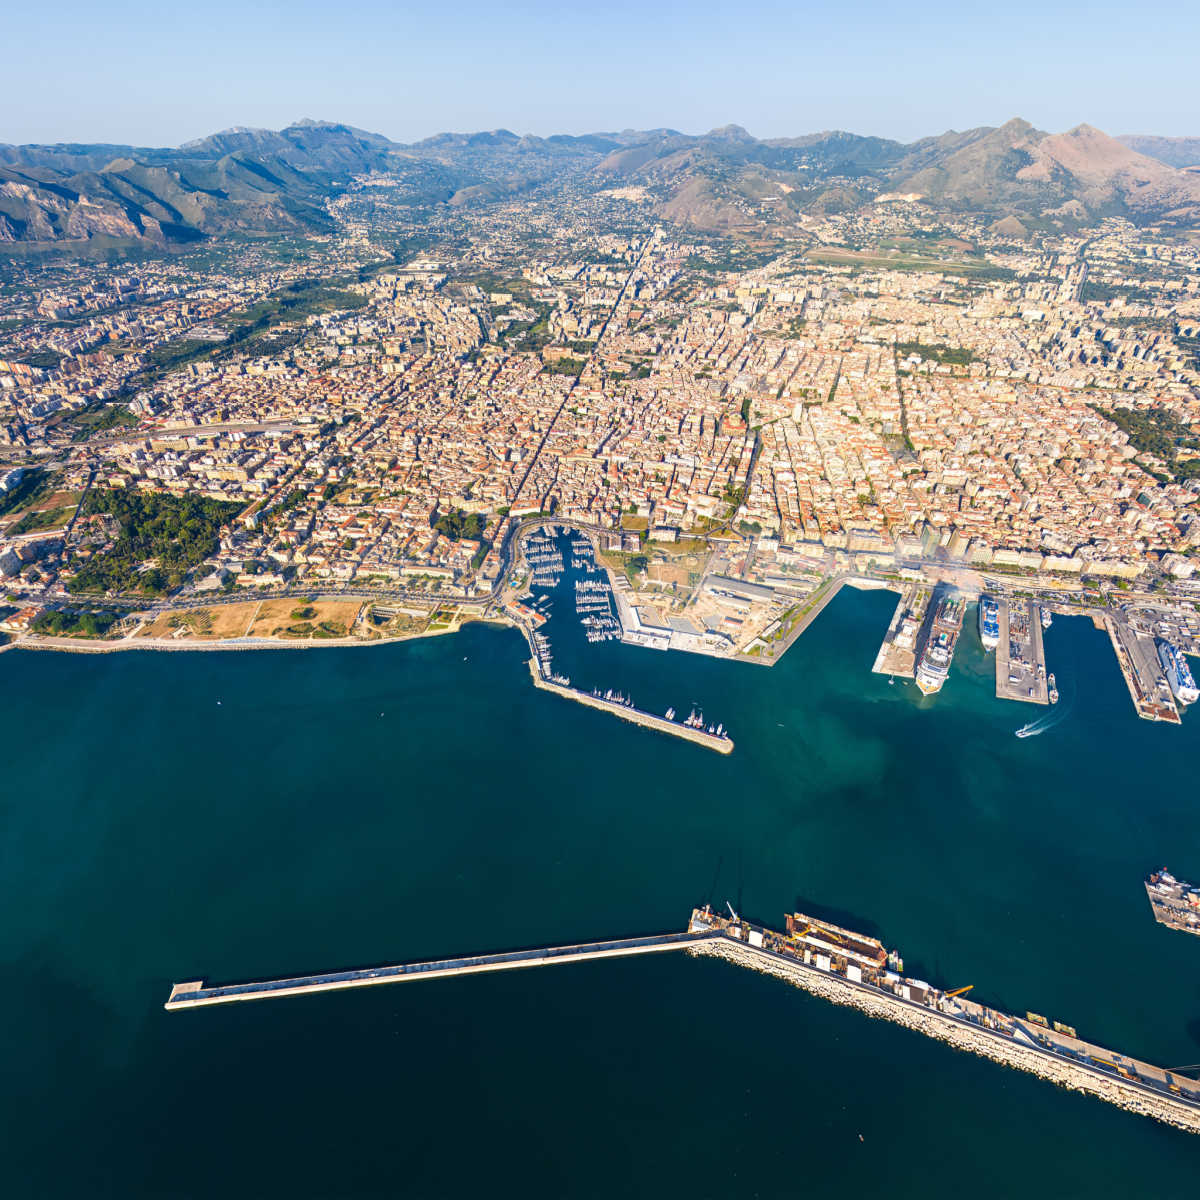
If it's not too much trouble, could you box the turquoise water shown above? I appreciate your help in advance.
[3,567,1200,1195]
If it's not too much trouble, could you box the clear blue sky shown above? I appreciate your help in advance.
[7,0,1198,146]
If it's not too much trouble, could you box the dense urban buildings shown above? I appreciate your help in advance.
[2,122,1199,719]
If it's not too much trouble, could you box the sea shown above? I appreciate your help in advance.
[3,537,1200,1195]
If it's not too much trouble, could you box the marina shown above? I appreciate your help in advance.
[515,524,733,751]
[165,903,1200,1135]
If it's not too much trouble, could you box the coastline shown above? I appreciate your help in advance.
[8,617,493,656]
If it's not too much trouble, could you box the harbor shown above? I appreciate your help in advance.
[502,523,1200,732]
[165,903,1200,1135]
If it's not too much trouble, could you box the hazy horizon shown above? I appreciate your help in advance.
[4,114,1195,153]
[7,0,1199,147]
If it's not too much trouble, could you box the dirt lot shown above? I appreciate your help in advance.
[137,598,366,641]
[138,602,262,640]
[647,562,692,587]
[247,598,364,639]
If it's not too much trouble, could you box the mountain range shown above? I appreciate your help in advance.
[2,117,1199,247]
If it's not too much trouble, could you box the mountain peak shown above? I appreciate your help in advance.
[998,117,1036,135]
[704,124,755,143]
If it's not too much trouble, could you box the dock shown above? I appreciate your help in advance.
[871,583,929,678]
[1106,616,1181,723]
[527,659,733,753]
[995,598,1049,705]
[165,906,1200,1134]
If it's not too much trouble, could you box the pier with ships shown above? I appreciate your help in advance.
[165,903,1200,1135]
[505,523,1199,745]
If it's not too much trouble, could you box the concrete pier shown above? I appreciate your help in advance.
[526,659,734,754]
[165,930,711,1009]
[871,583,928,678]
[995,598,1049,705]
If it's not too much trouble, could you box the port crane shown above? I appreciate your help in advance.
[945,984,974,999]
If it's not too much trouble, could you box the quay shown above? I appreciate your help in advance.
[165,905,1200,1134]
[995,597,1049,705]
[526,659,734,754]
[1106,615,1181,723]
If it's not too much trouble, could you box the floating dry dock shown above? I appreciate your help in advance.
[166,907,1200,1134]
[1146,869,1200,936]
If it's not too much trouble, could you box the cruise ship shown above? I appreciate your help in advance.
[916,594,965,695]
[1157,640,1199,705]
[978,595,1000,651]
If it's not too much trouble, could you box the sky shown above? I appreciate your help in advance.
[6,0,1199,147]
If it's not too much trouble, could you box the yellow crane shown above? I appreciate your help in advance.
[946,984,974,999]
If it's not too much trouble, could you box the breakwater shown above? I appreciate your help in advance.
[525,658,734,753]
[166,931,708,1009]
[689,939,1200,1133]
[164,896,1200,1135]
[686,930,1200,1135]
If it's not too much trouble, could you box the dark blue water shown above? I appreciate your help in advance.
[2,563,1199,1195]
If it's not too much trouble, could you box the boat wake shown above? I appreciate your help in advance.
[1015,680,1074,738]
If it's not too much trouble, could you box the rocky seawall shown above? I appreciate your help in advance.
[689,939,1200,1135]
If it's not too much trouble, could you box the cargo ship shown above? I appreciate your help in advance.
[1146,869,1200,936]
[1157,640,1199,705]
[916,593,964,695]
[978,595,1000,651]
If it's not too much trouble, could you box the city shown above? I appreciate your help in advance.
[3,152,1199,727]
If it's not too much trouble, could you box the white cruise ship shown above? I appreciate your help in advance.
[1158,640,1199,705]
[978,595,1000,651]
